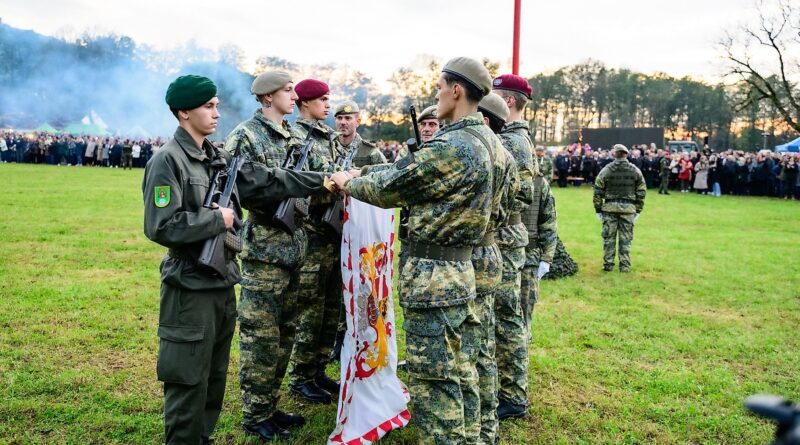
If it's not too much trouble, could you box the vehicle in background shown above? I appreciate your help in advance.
[667,140,698,153]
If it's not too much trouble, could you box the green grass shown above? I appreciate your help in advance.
[1,163,799,445]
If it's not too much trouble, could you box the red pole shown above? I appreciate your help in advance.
[512,0,521,74]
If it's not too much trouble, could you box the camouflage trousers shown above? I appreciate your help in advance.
[520,265,539,340]
[602,213,636,270]
[496,247,529,408]
[289,232,341,384]
[404,301,481,445]
[238,259,304,425]
[472,245,502,445]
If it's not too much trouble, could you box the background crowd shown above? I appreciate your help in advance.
[547,143,800,200]
[0,131,162,168]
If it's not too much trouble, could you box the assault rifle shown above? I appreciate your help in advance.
[321,142,358,235]
[198,139,244,277]
[399,105,423,240]
[273,127,315,234]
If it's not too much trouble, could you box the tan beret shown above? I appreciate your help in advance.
[478,93,510,122]
[442,57,492,97]
[418,105,438,122]
[251,71,292,95]
[334,100,360,116]
[613,144,629,154]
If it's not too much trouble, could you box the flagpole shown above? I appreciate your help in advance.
[512,0,521,75]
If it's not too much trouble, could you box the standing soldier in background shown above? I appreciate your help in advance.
[334,100,387,167]
[535,146,553,183]
[594,144,646,272]
[122,139,133,169]
[474,92,519,445]
[418,105,440,143]
[333,57,494,445]
[658,150,672,195]
[492,73,558,421]
[288,79,344,405]
[224,71,310,441]
[142,75,332,445]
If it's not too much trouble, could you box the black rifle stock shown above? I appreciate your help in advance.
[321,142,358,235]
[272,129,315,234]
[198,140,244,277]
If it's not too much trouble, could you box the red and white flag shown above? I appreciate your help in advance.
[328,196,410,445]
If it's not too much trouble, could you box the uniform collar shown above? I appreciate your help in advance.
[296,117,329,135]
[503,120,529,132]
[437,112,484,135]
[173,126,214,162]
[254,110,292,139]
[343,132,362,150]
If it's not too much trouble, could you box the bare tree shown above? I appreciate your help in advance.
[721,0,800,132]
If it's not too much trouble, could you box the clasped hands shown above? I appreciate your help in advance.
[329,169,362,191]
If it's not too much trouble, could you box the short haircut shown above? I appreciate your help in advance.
[503,90,529,111]
[442,72,483,104]
[482,111,505,134]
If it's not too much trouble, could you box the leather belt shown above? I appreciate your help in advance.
[403,241,473,262]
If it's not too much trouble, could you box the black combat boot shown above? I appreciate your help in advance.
[270,410,305,429]
[244,419,290,442]
[289,381,332,404]
[497,399,527,421]
[329,329,345,362]
[315,372,341,396]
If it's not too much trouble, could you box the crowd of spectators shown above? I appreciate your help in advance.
[0,131,163,169]
[550,143,800,200]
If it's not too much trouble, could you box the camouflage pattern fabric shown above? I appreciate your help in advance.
[541,237,579,280]
[288,117,344,384]
[538,154,554,183]
[494,246,528,408]
[471,128,517,445]
[345,112,493,443]
[238,260,299,425]
[347,132,387,168]
[404,302,481,445]
[524,177,558,267]
[593,158,646,270]
[224,111,310,425]
[602,213,636,271]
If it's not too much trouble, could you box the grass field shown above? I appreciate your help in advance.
[1,163,799,445]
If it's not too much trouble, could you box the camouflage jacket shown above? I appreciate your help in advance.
[498,120,535,250]
[538,155,554,181]
[345,112,493,309]
[293,117,343,234]
[224,110,310,270]
[593,158,647,214]
[341,133,387,168]
[525,175,558,265]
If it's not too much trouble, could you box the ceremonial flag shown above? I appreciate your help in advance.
[329,197,410,445]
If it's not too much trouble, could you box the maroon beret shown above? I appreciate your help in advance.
[295,79,330,102]
[492,74,532,99]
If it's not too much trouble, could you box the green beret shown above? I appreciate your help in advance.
[442,57,492,97]
[334,100,360,116]
[478,93,509,122]
[251,71,292,95]
[613,144,629,154]
[418,105,438,122]
[165,75,217,110]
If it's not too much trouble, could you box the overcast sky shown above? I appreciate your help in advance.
[2,0,756,87]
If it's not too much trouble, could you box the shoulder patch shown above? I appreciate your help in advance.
[154,186,170,208]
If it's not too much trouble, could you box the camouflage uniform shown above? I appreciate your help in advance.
[593,158,646,271]
[289,117,345,386]
[470,128,518,445]
[344,112,493,445]
[224,110,310,427]
[495,120,556,409]
[348,132,387,167]
[537,153,553,183]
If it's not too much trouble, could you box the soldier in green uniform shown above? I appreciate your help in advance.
[418,105,440,143]
[223,71,312,441]
[332,57,494,445]
[334,100,387,167]
[594,144,646,272]
[658,152,671,194]
[288,79,344,404]
[535,146,553,183]
[122,139,133,170]
[492,73,558,421]
[474,92,519,445]
[142,75,332,445]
